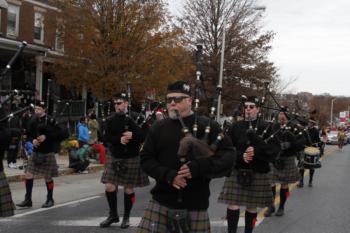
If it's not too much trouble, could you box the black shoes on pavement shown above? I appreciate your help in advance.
[42,199,54,208]
[100,215,120,228]
[120,217,130,229]
[16,199,32,208]
[264,206,275,217]
[275,208,284,216]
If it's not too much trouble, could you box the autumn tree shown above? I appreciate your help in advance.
[179,0,278,114]
[51,0,193,100]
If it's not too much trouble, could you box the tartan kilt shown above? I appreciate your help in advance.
[271,156,300,184]
[218,170,273,208]
[25,152,59,177]
[101,155,149,188]
[0,172,15,217]
[136,199,211,233]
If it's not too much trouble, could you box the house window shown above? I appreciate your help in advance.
[7,4,20,36]
[55,28,64,51]
[34,12,44,42]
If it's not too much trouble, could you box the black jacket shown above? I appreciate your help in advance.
[228,119,280,173]
[140,114,235,210]
[105,112,144,159]
[26,114,61,153]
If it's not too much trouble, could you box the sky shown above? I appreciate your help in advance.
[167,0,350,96]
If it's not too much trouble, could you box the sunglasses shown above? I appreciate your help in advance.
[166,96,189,104]
[114,101,123,105]
[244,104,256,109]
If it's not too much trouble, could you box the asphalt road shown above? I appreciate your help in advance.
[0,145,346,233]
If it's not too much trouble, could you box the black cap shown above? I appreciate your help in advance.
[114,92,128,101]
[35,100,46,109]
[245,96,259,105]
[167,81,191,96]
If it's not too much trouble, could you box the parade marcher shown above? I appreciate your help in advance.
[298,117,320,188]
[0,110,15,217]
[100,92,150,229]
[264,108,301,217]
[218,96,280,233]
[16,101,62,208]
[137,81,235,233]
[320,127,328,156]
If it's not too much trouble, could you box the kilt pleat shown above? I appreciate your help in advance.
[101,156,149,188]
[0,172,15,217]
[25,152,58,177]
[136,200,211,233]
[218,170,273,208]
[271,156,300,184]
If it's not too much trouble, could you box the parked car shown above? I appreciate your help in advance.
[326,131,339,145]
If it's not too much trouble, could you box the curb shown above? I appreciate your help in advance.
[6,164,105,183]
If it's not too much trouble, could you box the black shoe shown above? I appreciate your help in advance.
[264,206,275,217]
[308,183,313,187]
[16,199,32,208]
[42,199,54,208]
[120,217,130,229]
[297,182,304,188]
[100,215,119,228]
[275,208,284,216]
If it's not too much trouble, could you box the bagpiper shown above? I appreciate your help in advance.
[100,92,150,229]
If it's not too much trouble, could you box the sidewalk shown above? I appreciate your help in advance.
[4,155,105,183]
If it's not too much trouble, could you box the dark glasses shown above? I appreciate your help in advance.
[244,104,256,109]
[114,101,123,105]
[166,96,189,104]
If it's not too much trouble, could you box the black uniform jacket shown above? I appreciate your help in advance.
[228,119,280,173]
[105,112,144,159]
[26,114,61,154]
[140,113,235,210]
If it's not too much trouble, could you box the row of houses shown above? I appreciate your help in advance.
[0,0,86,116]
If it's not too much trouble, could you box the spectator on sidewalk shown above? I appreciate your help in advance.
[68,144,90,173]
[7,128,21,169]
[337,128,346,151]
[88,113,99,144]
[77,117,90,148]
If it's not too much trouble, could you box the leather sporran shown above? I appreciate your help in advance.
[32,152,47,165]
[112,160,128,175]
[166,209,190,233]
[237,169,253,187]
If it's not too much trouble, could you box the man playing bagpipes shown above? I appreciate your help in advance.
[136,81,235,233]
[100,92,150,229]
[264,107,302,217]
[218,96,280,233]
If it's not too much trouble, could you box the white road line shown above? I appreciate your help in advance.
[53,217,262,227]
[12,196,101,218]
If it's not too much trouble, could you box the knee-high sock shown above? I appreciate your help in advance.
[45,180,54,201]
[299,169,305,183]
[227,208,240,233]
[272,186,276,200]
[279,187,289,209]
[309,169,315,183]
[244,211,257,233]
[123,193,135,219]
[106,191,118,217]
[25,178,34,200]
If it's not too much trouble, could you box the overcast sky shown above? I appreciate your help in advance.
[167,0,350,96]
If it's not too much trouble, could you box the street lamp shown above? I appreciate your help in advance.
[0,0,8,9]
[330,98,337,127]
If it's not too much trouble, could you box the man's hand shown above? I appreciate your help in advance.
[172,174,187,189]
[123,131,133,140]
[33,139,40,147]
[120,136,130,145]
[37,135,46,143]
[243,146,254,163]
[178,164,192,179]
